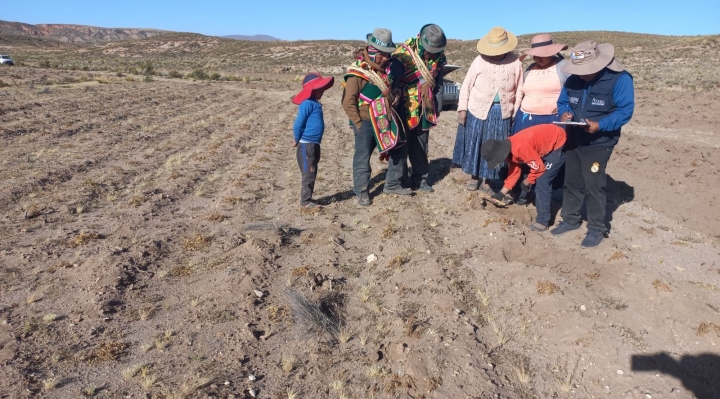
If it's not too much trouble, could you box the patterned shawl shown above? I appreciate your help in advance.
[393,37,447,130]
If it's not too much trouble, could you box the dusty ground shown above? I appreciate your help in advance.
[0,67,719,399]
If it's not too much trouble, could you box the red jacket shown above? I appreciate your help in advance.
[504,124,567,190]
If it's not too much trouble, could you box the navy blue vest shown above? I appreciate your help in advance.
[564,69,629,147]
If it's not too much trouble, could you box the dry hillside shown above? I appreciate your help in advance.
[1,30,719,91]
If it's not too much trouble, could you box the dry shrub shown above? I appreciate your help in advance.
[222,196,241,205]
[128,196,146,207]
[388,255,408,268]
[652,279,672,292]
[381,223,398,238]
[695,322,720,337]
[84,341,127,365]
[536,281,561,295]
[483,217,516,228]
[48,262,74,273]
[290,266,309,277]
[585,272,601,280]
[299,206,320,216]
[284,288,342,341]
[169,265,193,277]
[205,213,226,222]
[68,231,101,248]
[183,233,210,251]
[608,252,625,261]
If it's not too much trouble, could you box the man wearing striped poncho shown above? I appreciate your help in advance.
[392,24,448,193]
[342,28,410,207]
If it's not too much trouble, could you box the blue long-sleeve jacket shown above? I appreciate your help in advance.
[558,69,634,146]
[293,98,325,144]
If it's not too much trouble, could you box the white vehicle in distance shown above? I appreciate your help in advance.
[437,64,461,111]
[0,55,14,66]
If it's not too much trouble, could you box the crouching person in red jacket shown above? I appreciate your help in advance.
[480,123,566,231]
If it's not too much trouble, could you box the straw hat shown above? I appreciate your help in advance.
[476,27,518,56]
[561,40,624,75]
[519,34,568,61]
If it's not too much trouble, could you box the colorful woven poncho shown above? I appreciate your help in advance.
[393,37,447,130]
[343,60,403,154]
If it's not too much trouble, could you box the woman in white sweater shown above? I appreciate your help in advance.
[452,27,523,194]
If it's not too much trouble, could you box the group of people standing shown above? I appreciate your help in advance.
[291,24,635,248]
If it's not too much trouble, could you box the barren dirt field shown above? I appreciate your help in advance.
[0,67,719,399]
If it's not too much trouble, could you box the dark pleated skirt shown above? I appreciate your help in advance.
[452,104,511,180]
[511,108,561,135]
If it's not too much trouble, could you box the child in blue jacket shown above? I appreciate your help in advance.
[291,73,335,207]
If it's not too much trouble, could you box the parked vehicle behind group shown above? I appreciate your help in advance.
[437,64,461,111]
[0,55,14,66]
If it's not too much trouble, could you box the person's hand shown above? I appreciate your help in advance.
[491,191,504,202]
[560,112,574,122]
[584,119,600,134]
[292,141,298,147]
[552,107,558,115]
[520,179,532,192]
[458,110,467,126]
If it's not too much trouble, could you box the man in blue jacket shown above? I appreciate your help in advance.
[550,40,635,248]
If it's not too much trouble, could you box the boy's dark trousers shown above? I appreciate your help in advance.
[352,122,406,195]
[296,142,321,206]
[560,145,614,232]
[533,148,566,227]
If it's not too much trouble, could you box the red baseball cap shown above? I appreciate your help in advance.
[292,73,335,105]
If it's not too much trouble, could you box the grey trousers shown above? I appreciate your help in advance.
[296,143,320,206]
[352,121,407,195]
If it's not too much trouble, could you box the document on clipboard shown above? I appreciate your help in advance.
[553,120,589,126]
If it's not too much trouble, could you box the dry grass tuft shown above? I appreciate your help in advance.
[690,281,718,291]
[128,196,147,207]
[381,223,398,238]
[359,284,373,303]
[388,255,408,269]
[585,272,601,280]
[138,305,156,321]
[169,264,193,277]
[284,288,341,340]
[366,364,387,379]
[608,251,625,261]
[652,279,672,292]
[536,281,561,295]
[513,358,532,385]
[183,233,211,251]
[68,231,101,248]
[268,305,289,322]
[81,386,97,397]
[290,266,310,277]
[42,377,59,391]
[84,341,127,365]
[695,322,720,336]
[42,314,58,322]
[205,213,226,222]
[180,376,211,396]
[122,364,144,379]
[281,354,296,373]
[222,196,241,206]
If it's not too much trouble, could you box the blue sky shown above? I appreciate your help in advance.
[2,0,718,40]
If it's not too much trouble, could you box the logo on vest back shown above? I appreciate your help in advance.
[591,98,605,106]
[569,97,579,104]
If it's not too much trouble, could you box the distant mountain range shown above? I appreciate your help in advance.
[0,20,165,44]
[0,20,281,44]
[222,34,281,41]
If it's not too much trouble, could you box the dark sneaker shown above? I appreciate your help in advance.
[357,192,371,206]
[301,202,317,209]
[581,229,605,248]
[418,181,435,193]
[527,222,548,232]
[383,187,413,196]
[550,221,581,236]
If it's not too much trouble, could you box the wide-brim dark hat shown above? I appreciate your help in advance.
[366,28,397,53]
[480,139,511,170]
[292,73,335,105]
[420,24,446,53]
